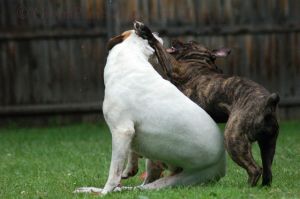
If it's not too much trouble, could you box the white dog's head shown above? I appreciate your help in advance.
[107,22,163,58]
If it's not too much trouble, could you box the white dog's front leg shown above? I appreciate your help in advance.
[102,127,135,194]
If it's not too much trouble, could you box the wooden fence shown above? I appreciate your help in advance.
[0,0,299,120]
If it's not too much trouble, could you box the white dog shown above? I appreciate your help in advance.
[74,22,226,195]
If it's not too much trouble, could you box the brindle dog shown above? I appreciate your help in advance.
[135,22,280,186]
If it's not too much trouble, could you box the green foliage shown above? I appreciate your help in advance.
[0,121,299,198]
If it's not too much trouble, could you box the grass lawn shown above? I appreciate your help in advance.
[0,121,299,199]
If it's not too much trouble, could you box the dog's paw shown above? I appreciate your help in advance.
[73,187,103,195]
[121,168,138,179]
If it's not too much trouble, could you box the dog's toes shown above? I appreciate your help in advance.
[73,187,103,194]
[134,185,145,190]
[248,168,262,187]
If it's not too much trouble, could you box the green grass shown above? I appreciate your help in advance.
[0,121,299,199]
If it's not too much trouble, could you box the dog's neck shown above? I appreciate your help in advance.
[130,38,155,59]
[104,32,157,85]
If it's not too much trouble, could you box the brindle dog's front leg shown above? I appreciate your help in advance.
[122,151,139,179]
[134,21,181,81]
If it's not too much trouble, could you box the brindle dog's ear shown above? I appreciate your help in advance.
[188,40,198,45]
[212,48,231,57]
[107,34,124,51]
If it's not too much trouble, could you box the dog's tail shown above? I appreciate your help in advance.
[258,92,280,186]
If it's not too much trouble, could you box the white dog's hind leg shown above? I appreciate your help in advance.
[140,157,226,190]
[101,126,135,194]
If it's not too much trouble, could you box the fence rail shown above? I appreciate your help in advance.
[1,98,299,117]
[1,23,300,41]
[0,102,101,116]
[0,29,107,40]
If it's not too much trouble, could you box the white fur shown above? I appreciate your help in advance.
[75,30,226,195]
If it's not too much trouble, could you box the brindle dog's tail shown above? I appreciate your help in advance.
[258,93,280,186]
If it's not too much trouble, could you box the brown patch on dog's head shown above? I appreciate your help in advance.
[107,30,132,51]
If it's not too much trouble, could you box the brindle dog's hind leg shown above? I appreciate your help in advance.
[224,116,262,186]
[258,129,279,186]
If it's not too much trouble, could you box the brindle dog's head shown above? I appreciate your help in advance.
[167,40,231,73]
[167,40,231,60]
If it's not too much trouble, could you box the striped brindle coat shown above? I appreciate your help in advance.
[127,22,280,187]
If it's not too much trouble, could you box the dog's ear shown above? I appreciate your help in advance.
[107,31,132,51]
[188,40,198,45]
[212,48,231,57]
[107,35,124,51]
